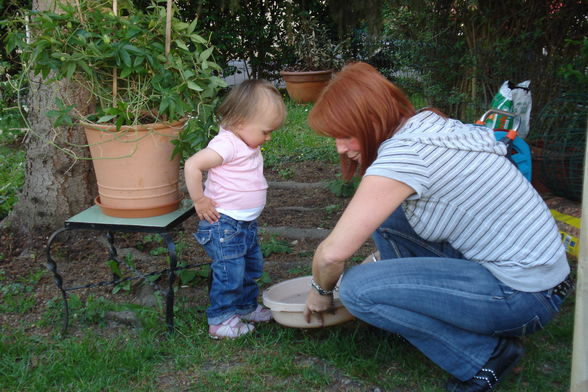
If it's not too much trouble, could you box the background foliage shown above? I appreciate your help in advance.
[373,0,588,125]
[1,0,587,218]
[3,0,586,131]
[0,0,30,134]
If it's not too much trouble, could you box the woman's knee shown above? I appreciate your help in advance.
[339,265,369,308]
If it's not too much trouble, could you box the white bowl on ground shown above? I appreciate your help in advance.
[263,275,354,328]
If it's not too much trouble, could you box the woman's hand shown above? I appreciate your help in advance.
[195,196,220,223]
[303,289,335,327]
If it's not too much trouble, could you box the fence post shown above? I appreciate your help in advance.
[570,114,588,391]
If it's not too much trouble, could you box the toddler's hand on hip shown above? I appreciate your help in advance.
[195,197,220,223]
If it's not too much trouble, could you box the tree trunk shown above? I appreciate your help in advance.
[4,0,96,238]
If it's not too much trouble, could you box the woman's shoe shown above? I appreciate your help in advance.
[446,338,524,392]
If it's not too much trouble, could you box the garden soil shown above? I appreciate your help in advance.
[0,161,582,337]
[0,161,372,335]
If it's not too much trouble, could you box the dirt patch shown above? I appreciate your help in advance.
[0,161,369,333]
[0,161,582,336]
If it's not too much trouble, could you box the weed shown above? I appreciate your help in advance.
[325,203,342,216]
[112,280,133,295]
[177,268,198,286]
[256,271,272,287]
[260,235,292,257]
[278,166,295,179]
[0,281,35,313]
[0,269,45,313]
[328,175,361,198]
[287,264,312,275]
[149,246,168,256]
[105,254,140,294]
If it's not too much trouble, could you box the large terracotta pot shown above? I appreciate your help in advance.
[82,119,185,218]
[280,70,333,104]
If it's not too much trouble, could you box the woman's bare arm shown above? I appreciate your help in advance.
[304,175,414,324]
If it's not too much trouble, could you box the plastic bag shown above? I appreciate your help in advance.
[485,80,532,139]
[511,81,532,138]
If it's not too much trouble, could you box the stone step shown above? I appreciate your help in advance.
[262,226,330,240]
[268,181,328,190]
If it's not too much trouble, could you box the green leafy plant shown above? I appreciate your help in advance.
[328,175,360,198]
[325,203,342,216]
[3,0,226,158]
[177,266,198,286]
[277,166,294,179]
[260,235,292,257]
[284,14,348,72]
[0,130,25,219]
[559,37,588,90]
[287,264,312,275]
[0,268,44,313]
[256,271,272,287]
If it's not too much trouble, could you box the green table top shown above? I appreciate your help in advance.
[65,199,194,231]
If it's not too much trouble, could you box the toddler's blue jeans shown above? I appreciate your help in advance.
[195,214,263,325]
[339,207,565,381]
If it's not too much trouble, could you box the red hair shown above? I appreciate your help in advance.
[308,62,416,180]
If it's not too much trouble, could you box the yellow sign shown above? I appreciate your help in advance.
[551,209,581,256]
[560,231,580,257]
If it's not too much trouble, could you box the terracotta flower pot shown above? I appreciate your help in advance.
[82,119,185,218]
[280,70,333,104]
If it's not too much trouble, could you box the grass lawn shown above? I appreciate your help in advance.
[0,100,574,391]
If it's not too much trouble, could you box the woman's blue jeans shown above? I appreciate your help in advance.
[195,214,263,325]
[338,208,565,381]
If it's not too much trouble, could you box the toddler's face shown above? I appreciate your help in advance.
[234,108,282,149]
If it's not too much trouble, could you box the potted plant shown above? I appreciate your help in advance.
[4,0,226,217]
[280,15,347,104]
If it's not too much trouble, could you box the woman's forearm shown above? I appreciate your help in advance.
[311,240,346,292]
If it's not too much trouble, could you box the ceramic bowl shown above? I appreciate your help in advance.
[262,275,354,328]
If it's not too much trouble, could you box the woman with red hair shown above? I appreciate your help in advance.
[303,62,572,392]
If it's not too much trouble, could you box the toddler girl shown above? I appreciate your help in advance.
[184,80,287,339]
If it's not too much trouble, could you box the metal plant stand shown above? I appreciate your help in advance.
[45,199,202,334]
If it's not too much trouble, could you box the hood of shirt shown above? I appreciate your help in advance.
[393,111,507,157]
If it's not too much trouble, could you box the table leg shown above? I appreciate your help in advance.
[45,227,71,335]
[162,232,176,333]
[105,231,122,282]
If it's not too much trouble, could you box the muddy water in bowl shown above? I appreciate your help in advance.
[263,275,354,328]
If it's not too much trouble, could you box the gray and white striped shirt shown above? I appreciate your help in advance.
[365,110,569,292]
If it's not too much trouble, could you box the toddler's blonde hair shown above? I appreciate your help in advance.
[217,79,286,129]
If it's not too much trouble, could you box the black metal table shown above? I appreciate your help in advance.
[45,199,196,334]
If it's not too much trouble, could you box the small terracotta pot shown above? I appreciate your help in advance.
[82,119,185,218]
[280,70,333,104]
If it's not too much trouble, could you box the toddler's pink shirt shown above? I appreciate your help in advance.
[203,127,267,210]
